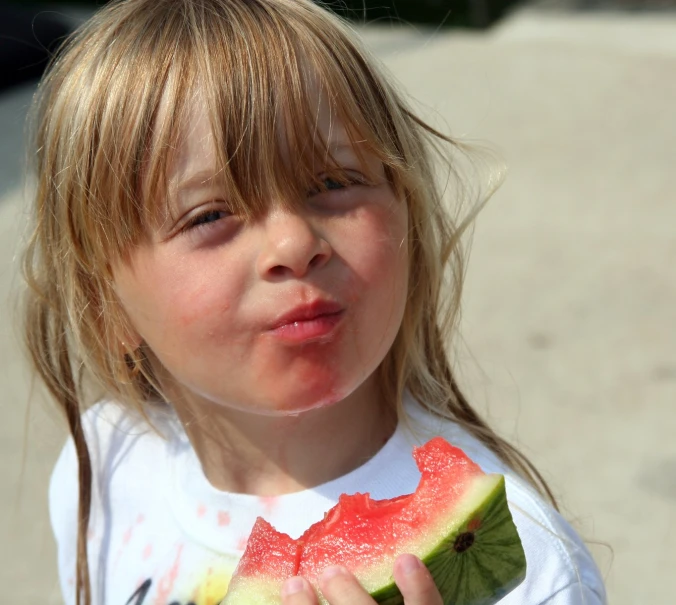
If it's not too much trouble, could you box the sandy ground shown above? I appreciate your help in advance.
[1,5,674,604]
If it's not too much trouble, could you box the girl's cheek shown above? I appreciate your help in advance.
[175,295,232,329]
[167,263,240,329]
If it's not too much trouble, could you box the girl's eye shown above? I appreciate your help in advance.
[323,177,346,191]
[185,208,231,231]
[308,174,365,196]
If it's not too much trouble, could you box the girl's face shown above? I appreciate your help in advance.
[113,96,409,416]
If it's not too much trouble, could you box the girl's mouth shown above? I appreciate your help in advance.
[268,300,345,344]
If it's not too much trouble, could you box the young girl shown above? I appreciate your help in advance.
[22,1,606,604]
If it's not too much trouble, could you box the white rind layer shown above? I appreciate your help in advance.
[222,576,282,605]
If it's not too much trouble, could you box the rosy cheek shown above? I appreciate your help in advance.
[343,207,407,276]
[171,279,232,328]
[176,298,232,328]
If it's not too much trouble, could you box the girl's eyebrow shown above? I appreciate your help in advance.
[329,139,367,154]
[328,141,353,152]
[175,169,222,194]
[323,141,371,166]
[167,169,225,213]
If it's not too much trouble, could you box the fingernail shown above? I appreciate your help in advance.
[282,576,306,597]
[321,565,348,581]
[399,554,423,575]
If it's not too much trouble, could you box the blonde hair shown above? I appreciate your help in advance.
[22,1,557,603]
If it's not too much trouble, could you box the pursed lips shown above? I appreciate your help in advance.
[268,299,345,330]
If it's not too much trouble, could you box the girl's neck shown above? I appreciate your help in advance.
[170,379,397,496]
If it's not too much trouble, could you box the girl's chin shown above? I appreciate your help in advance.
[265,390,347,417]
[189,374,364,417]
[241,381,353,417]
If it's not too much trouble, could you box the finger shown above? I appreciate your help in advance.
[319,565,375,605]
[281,576,317,605]
[393,554,443,605]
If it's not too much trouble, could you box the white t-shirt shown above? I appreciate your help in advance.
[49,394,607,605]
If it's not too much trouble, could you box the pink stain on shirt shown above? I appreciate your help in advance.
[113,527,134,572]
[197,504,207,518]
[142,543,153,561]
[259,496,278,515]
[153,544,184,605]
[217,510,231,527]
[113,514,146,569]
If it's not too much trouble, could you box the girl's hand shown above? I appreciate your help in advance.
[281,554,444,605]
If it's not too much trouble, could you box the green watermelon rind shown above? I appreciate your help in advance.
[368,474,526,605]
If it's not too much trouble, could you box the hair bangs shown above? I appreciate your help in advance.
[141,0,411,223]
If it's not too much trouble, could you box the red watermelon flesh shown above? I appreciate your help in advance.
[222,437,526,605]
[299,438,484,579]
[233,518,299,580]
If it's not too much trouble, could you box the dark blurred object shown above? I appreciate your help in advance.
[535,0,676,8]
[327,0,520,28]
[0,0,503,97]
[0,3,73,92]
[1,0,517,35]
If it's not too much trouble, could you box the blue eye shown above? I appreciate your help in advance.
[323,177,346,191]
[187,209,230,230]
[308,173,365,197]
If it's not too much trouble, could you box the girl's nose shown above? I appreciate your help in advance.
[256,208,332,279]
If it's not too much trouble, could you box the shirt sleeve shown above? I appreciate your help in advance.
[503,482,608,605]
[48,436,79,605]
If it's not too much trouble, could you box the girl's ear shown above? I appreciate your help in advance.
[117,318,143,354]
[107,297,143,356]
[120,333,143,354]
[106,263,143,353]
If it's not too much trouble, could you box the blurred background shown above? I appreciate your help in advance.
[1,0,674,602]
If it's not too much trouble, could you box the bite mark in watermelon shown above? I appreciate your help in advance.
[222,437,526,605]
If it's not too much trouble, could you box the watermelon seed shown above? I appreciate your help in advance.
[453,532,475,553]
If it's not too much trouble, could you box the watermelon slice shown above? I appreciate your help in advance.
[222,437,526,605]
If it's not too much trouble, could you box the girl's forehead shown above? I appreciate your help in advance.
[163,86,367,201]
